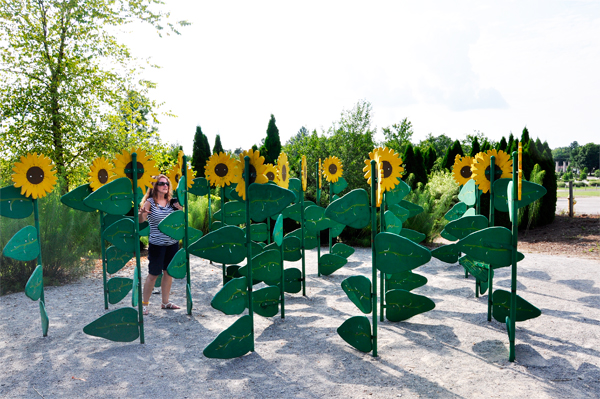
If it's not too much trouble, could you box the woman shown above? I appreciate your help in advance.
[138,174,183,315]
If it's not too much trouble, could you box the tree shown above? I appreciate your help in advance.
[0,0,188,188]
[261,114,281,164]
[418,133,453,159]
[441,140,464,171]
[572,143,599,172]
[213,134,224,155]
[521,126,530,144]
[498,137,508,151]
[480,139,491,153]
[383,118,413,155]
[192,126,210,177]
[469,137,481,157]
[423,145,437,174]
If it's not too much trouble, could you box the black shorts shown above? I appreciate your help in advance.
[148,242,179,276]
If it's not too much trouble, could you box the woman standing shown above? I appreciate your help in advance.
[138,174,182,315]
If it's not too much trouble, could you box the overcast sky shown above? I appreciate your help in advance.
[118,0,599,154]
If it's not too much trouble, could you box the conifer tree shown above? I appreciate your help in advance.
[469,137,481,157]
[213,134,224,154]
[442,140,464,171]
[191,125,210,177]
[423,145,437,173]
[262,114,282,164]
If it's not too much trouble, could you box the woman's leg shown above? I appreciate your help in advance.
[161,272,173,304]
[143,273,159,305]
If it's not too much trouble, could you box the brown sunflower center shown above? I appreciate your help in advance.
[248,164,257,184]
[125,161,144,180]
[215,163,229,177]
[98,168,108,184]
[382,161,392,178]
[26,166,44,185]
[266,171,275,181]
[329,164,337,175]
[175,173,180,183]
[282,165,287,181]
[460,166,472,179]
[484,165,503,181]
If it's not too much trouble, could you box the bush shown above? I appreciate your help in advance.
[188,193,221,234]
[557,181,566,188]
[595,170,600,178]
[1,191,99,295]
[580,171,588,180]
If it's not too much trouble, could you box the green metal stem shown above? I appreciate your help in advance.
[316,162,321,277]
[267,217,271,245]
[509,152,518,361]
[328,184,333,252]
[183,156,192,315]
[33,198,47,336]
[132,153,144,344]
[221,185,226,285]
[379,192,385,322]
[487,156,495,321]
[243,156,255,352]
[100,210,108,309]
[280,236,285,319]
[300,161,306,296]
[476,188,481,215]
[208,187,212,231]
[370,160,378,357]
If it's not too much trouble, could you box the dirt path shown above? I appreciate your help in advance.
[1,247,599,398]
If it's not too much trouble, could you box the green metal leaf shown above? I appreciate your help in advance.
[132,267,139,307]
[40,300,49,337]
[224,201,247,225]
[250,223,269,242]
[331,243,355,258]
[139,221,149,236]
[492,289,542,323]
[431,244,460,263]
[399,200,424,218]
[107,277,133,304]
[187,283,193,314]
[211,277,248,315]
[456,226,524,268]
[385,179,411,205]
[83,177,138,215]
[324,189,370,229]
[3,225,39,261]
[154,274,162,287]
[283,236,302,261]
[337,316,372,353]
[83,307,140,342]
[281,200,315,222]
[385,289,436,322]
[318,253,347,276]
[386,271,427,291]
[384,210,402,234]
[330,220,345,238]
[399,228,426,243]
[478,278,489,296]
[251,241,264,257]
[331,176,348,194]
[166,248,187,279]
[189,177,210,196]
[459,255,491,282]
[440,228,458,242]
[388,204,410,223]
[158,210,185,240]
[224,265,242,283]
[203,315,253,359]
[225,184,244,201]
[239,249,281,281]
[0,185,33,219]
[375,232,431,274]
[60,184,94,212]
[188,227,203,244]
[103,213,125,228]
[188,225,246,264]
[458,179,477,206]
[494,178,548,213]
[249,183,296,222]
[444,201,467,221]
[264,267,302,294]
[253,286,280,317]
[445,215,488,240]
[287,228,318,250]
[25,264,43,301]
[341,275,371,314]
[210,221,224,231]
[305,205,335,233]
[106,246,132,274]
[176,176,186,205]
[103,218,136,253]
[463,208,476,217]
[287,178,302,202]
[273,214,284,246]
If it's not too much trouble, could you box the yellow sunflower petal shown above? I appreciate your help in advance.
[111,148,159,191]
[451,155,475,186]
[377,147,404,192]
[232,149,267,200]
[264,163,278,184]
[11,152,57,199]
[205,152,236,188]
[322,156,343,183]
[276,152,290,189]
[88,157,114,191]
[301,156,307,192]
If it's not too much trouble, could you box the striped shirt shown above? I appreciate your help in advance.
[146,197,179,246]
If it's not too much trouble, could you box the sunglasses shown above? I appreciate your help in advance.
[156,181,169,187]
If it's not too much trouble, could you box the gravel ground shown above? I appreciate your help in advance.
[1,248,599,398]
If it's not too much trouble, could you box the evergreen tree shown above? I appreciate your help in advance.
[498,137,508,151]
[521,126,530,145]
[261,114,282,164]
[480,139,491,153]
[213,134,224,154]
[191,125,210,177]
[423,145,437,174]
[469,137,481,157]
[507,133,514,151]
[402,143,425,188]
[442,140,464,171]
[413,147,428,185]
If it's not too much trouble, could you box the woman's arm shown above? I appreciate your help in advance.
[138,201,151,222]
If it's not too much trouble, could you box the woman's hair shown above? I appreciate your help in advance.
[140,174,172,207]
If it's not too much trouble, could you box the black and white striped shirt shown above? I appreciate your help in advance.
[146,198,179,246]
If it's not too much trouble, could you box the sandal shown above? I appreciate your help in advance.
[161,302,180,310]
[142,301,149,315]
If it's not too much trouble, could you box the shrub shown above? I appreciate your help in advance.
[557,181,566,188]
[188,193,221,234]
[595,170,600,178]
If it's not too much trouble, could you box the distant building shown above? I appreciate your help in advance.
[555,161,570,173]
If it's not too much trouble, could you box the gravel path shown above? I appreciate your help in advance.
[1,248,599,398]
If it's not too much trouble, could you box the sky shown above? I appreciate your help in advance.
[118,0,600,155]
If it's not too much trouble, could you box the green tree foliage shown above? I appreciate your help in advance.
[480,139,491,153]
[213,134,224,155]
[423,145,437,174]
[383,118,413,155]
[192,126,210,177]
[571,142,599,172]
[469,136,481,157]
[0,0,187,188]
[418,133,453,159]
[401,144,426,188]
[260,114,282,164]
[441,140,464,171]
[498,136,508,151]
[551,146,570,163]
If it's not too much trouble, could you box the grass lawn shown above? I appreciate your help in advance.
[557,188,600,198]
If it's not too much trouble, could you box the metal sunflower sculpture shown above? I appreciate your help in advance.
[167,151,195,190]
[205,152,236,188]
[471,149,513,193]
[318,158,322,189]
[264,163,278,184]
[276,152,290,189]
[322,156,343,183]
[376,147,404,192]
[12,153,58,199]
[88,157,114,191]
[363,147,384,184]
[451,154,475,186]
[233,149,268,200]
[301,155,308,191]
[112,148,160,191]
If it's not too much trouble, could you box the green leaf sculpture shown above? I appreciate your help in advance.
[330,220,345,238]
[331,243,355,258]
[399,200,424,218]
[166,248,187,279]
[188,227,203,244]
[225,265,242,283]
[458,179,477,206]
[264,267,302,294]
[0,185,33,219]
[83,177,139,215]
[176,176,187,205]
[25,264,43,301]
[107,277,133,304]
[188,225,246,264]
[398,228,426,243]
[459,255,491,281]
[60,184,94,212]
[331,176,348,194]
[440,229,459,242]
[444,201,468,221]
[463,208,476,217]
[158,210,185,240]
[337,316,372,353]
[253,286,280,317]
[39,301,49,337]
[106,246,132,274]
[287,228,318,250]
[250,223,269,242]
[283,236,302,261]
[273,214,284,246]
[388,203,410,223]
[103,218,136,253]
[203,315,254,359]
[431,244,460,263]
[445,215,488,240]
[305,205,335,233]
[318,253,347,276]
[211,277,248,315]
[455,226,524,268]
[214,201,246,225]
[225,184,244,201]
[287,178,302,202]
[189,177,210,196]
[386,271,428,291]
[374,232,431,274]
[248,183,295,222]
[385,179,411,205]
[281,200,316,222]
[325,189,370,229]
[83,307,140,342]
[384,210,402,234]
[132,267,138,308]
[341,276,372,314]
[210,221,224,231]
[493,178,547,213]
[492,289,542,323]
[3,225,39,261]
[239,249,281,281]
[385,289,436,322]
